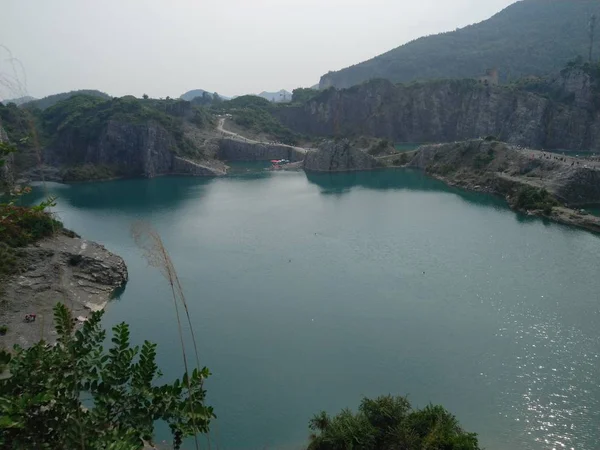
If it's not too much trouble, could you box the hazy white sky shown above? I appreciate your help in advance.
[1,0,519,100]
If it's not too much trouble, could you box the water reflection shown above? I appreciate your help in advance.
[24,176,216,212]
[304,168,508,211]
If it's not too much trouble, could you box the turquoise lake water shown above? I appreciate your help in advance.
[27,168,600,450]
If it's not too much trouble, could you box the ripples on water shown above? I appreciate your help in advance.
[487,299,599,449]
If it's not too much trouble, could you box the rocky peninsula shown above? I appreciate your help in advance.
[407,139,600,232]
[0,231,128,349]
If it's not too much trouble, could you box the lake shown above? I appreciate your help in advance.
[27,168,600,450]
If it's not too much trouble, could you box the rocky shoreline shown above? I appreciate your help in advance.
[0,231,128,349]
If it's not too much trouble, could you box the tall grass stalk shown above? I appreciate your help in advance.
[132,221,208,450]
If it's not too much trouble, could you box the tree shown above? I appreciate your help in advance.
[308,395,480,450]
[0,303,214,450]
[292,87,318,103]
[212,92,222,105]
[142,94,149,100]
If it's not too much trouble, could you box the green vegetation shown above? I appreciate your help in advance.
[320,0,600,88]
[0,303,213,450]
[0,103,40,172]
[308,395,480,450]
[21,89,110,111]
[392,153,410,166]
[0,325,7,335]
[514,186,560,214]
[0,196,60,248]
[292,88,319,103]
[215,95,301,145]
[0,244,21,277]
[40,95,204,158]
[367,139,393,156]
[61,164,119,182]
[473,147,495,169]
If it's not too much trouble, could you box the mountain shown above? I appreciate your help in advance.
[180,89,230,101]
[320,0,600,89]
[1,96,36,106]
[22,90,111,110]
[258,90,292,103]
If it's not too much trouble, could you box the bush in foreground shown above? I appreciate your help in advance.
[308,395,480,450]
[0,303,214,450]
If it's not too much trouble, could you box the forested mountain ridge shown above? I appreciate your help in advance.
[21,89,111,110]
[320,0,600,89]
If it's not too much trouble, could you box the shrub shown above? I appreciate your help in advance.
[308,395,480,450]
[473,148,495,168]
[0,243,20,276]
[514,186,559,213]
[0,303,214,449]
[367,139,392,156]
[0,204,61,247]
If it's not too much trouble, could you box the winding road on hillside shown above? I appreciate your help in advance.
[216,117,311,154]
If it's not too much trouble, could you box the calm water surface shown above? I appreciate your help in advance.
[28,168,600,450]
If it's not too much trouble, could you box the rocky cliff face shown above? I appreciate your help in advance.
[275,77,600,152]
[303,140,379,172]
[0,125,15,189]
[42,120,225,179]
[218,138,305,162]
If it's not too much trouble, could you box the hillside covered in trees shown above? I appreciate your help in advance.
[20,89,111,110]
[320,0,600,89]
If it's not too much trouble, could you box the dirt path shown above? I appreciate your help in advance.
[216,117,311,154]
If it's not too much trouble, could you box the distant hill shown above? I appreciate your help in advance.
[258,90,292,103]
[1,96,36,106]
[180,89,230,101]
[320,0,600,89]
[22,90,111,110]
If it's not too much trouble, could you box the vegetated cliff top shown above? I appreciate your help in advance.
[21,89,111,110]
[39,94,213,153]
[257,90,293,103]
[0,95,36,106]
[320,0,600,89]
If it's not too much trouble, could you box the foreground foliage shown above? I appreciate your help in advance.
[0,303,214,450]
[308,395,480,450]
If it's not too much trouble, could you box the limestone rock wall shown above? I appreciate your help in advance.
[0,125,14,189]
[274,78,600,152]
[41,120,225,179]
